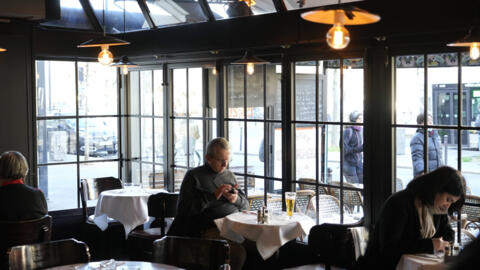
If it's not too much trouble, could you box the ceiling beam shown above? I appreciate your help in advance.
[78,0,102,33]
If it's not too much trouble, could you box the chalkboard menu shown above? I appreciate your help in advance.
[295,74,318,121]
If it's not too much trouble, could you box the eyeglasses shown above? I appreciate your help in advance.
[212,157,232,165]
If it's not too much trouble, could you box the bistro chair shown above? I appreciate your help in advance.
[295,190,315,214]
[452,228,476,247]
[248,194,271,211]
[298,178,329,195]
[152,236,230,270]
[0,215,52,269]
[328,181,363,214]
[9,238,90,270]
[79,177,124,259]
[128,192,179,261]
[462,195,480,230]
[267,197,283,212]
[316,195,342,221]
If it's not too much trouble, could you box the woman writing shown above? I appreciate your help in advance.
[357,166,465,270]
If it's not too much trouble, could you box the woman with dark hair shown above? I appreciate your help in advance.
[342,111,363,184]
[356,166,465,270]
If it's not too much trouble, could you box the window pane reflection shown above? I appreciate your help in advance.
[228,121,245,174]
[141,70,153,115]
[78,117,118,161]
[295,61,316,122]
[37,119,77,164]
[227,65,244,119]
[189,68,203,117]
[38,164,78,211]
[246,65,264,120]
[295,124,316,180]
[78,62,117,116]
[343,58,364,123]
[461,130,480,196]
[174,119,187,167]
[247,122,264,176]
[36,61,76,117]
[395,55,425,125]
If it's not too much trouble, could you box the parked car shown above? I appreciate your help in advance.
[43,118,117,158]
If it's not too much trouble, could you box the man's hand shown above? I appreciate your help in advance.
[214,184,232,200]
[214,184,239,204]
[223,184,239,204]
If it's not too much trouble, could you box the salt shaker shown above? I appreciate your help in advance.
[257,209,263,224]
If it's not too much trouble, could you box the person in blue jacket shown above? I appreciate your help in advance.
[343,111,363,184]
[410,113,443,177]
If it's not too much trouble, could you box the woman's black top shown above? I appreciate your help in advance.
[359,189,454,270]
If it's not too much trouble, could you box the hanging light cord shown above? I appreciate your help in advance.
[102,0,106,36]
[123,0,126,37]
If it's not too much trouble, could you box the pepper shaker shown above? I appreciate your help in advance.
[264,209,270,224]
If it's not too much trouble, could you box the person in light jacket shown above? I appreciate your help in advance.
[410,113,443,177]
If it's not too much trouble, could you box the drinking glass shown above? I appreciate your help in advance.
[285,192,296,218]
[124,182,140,192]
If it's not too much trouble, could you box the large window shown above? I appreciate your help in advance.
[293,59,364,224]
[394,53,480,196]
[171,66,217,192]
[36,61,120,211]
[226,63,283,200]
[128,69,165,189]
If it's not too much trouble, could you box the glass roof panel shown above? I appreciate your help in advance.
[146,0,208,28]
[90,0,149,33]
[284,0,363,11]
[41,0,93,30]
[207,0,276,20]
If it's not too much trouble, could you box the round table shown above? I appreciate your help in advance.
[45,260,184,269]
[214,211,315,260]
[93,188,163,238]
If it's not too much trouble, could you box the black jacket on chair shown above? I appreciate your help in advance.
[0,183,48,221]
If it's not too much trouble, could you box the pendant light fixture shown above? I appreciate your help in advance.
[232,51,269,75]
[112,55,137,75]
[447,25,480,60]
[301,2,380,50]
[77,0,130,65]
[0,47,6,52]
[111,0,137,74]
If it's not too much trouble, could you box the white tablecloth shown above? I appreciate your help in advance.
[93,188,161,238]
[214,211,315,260]
[396,254,446,270]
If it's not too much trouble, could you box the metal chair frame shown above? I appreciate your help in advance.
[9,238,90,270]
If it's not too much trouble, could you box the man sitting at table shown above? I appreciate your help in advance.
[169,137,248,269]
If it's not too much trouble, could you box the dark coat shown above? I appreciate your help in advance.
[168,165,248,237]
[342,126,363,183]
[410,129,443,177]
[357,189,454,270]
[0,183,48,221]
[343,126,363,166]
